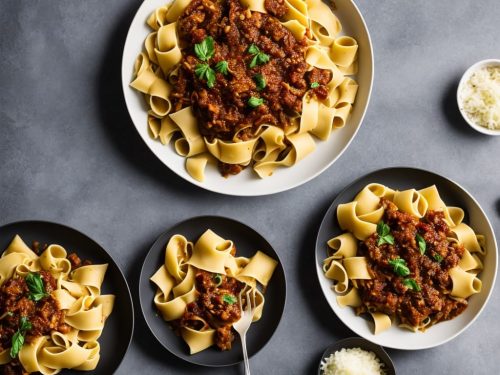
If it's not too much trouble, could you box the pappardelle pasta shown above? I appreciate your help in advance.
[0,235,114,374]
[150,229,277,354]
[323,184,485,334]
[130,0,359,181]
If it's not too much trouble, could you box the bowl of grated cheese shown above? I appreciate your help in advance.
[457,59,500,135]
[318,337,395,375]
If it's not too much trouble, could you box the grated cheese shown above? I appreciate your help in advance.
[459,65,500,130]
[320,347,386,375]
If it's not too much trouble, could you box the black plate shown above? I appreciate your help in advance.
[0,221,134,374]
[139,216,286,367]
[318,337,396,375]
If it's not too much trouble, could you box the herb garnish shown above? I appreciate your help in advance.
[26,272,49,302]
[310,82,320,89]
[195,64,216,88]
[388,257,410,277]
[376,221,394,246]
[10,316,32,358]
[433,254,443,263]
[403,278,421,292]
[194,36,215,62]
[222,294,237,304]
[247,44,270,68]
[248,97,264,108]
[254,74,266,91]
[416,233,426,255]
[215,61,229,75]
[213,274,223,287]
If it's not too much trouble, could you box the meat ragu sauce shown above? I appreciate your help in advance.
[171,0,331,175]
[177,270,245,350]
[356,199,467,329]
[0,248,89,375]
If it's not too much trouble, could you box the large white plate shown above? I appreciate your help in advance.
[315,168,498,350]
[121,0,373,196]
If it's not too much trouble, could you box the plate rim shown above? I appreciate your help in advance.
[120,0,374,196]
[314,166,499,350]
[138,215,287,367]
[0,219,135,373]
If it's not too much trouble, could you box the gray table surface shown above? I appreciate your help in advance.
[1,0,500,374]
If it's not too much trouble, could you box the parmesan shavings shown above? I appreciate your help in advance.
[460,65,500,130]
[320,347,386,375]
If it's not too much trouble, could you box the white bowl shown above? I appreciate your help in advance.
[121,0,374,196]
[457,59,500,136]
[315,167,498,350]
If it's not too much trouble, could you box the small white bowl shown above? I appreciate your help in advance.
[457,59,500,136]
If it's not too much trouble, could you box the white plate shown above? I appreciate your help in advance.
[121,0,373,196]
[315,167,498,350]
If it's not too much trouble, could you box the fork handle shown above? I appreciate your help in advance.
[241,333,251,375]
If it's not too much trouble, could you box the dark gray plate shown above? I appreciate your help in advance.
[139,216,286,367]
[318,337,396,375]
[0,221,134,374]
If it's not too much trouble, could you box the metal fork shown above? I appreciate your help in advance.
[233,288,256,375]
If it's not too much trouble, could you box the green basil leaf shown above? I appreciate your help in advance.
[194,36,214,61]
[195,64,216,88]
[26,273,48,302]
[205,68,216,88]
[403,278,421,292]
[249,54,259,69]
[10,331,24,358]
[433,254,443,263]
[248,44,260,55]
[222,294,237,304]
[416,233,426,255]
[388,257,410,277]
[215,60,229,75]
[310,82,320,89]
[254,74,266,91]
[256,52,270,65]
[248,97,264,108]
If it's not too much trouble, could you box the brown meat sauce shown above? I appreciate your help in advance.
[356,199,467,329]
[171,0,331,175]
[178,270,245,351]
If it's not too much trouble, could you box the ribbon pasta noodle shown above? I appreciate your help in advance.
[323,184,485,334]
[150,229,277,354]
[130,0,359,182]
[0,235,114,374]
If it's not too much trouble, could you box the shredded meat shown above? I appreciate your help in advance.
[178,270,245,351]
[171,0,331,176]
[355,199,468,329]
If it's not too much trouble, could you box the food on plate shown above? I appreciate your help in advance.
[150,229,277,354]
[320,347,385,375]
[459,64,500,130]
[0,235,114,374]
[130,0,358,181]
[322,183,485,334]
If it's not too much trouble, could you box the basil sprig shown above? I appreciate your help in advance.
[433,253,443,263]
[388,257,410,277]
[310,82,320,89]
[247,44,270,68]
[194,36,215,62]
[248,97,264,108]
[195,64,216,88]
[222,294,237,304]
[26,272,49,302]
[416,233,426,255]
[376,221,394,246]
[403,278,421,292]
[254,74,266,91]
[215,60,229,75]
[10,316,32,358]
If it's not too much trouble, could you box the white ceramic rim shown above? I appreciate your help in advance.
[121,0,374,196]
[315,167,498,350]
[456,58,500,136]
